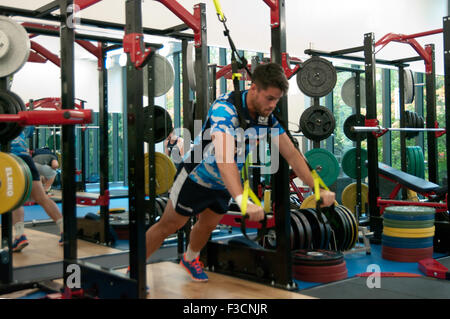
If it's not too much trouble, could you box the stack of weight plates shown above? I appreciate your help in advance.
[292,249,348,283]
[382,206,435,262]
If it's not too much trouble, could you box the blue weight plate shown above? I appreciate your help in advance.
[383,213,435,221]
[382,239,434,249]
[381,234,434,245]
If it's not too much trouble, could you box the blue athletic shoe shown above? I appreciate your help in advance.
[13,235,29,252]
[180,254,208,282]
[59,233,63,246]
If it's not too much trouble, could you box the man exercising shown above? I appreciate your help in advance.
[144,62,335,282]
[33,147,59,194]
[6,128,64,252]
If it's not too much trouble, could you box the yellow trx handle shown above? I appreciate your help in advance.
[232,73,242,81]
[311,169,329,202]
[241,180,262,215]
[212,0,225,21]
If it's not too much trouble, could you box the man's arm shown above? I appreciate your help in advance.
[212,131,264,221]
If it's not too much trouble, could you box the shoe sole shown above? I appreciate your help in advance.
[179,260,209,282]
[13,242,29,252]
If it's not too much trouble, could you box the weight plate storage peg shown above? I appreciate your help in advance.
[296,56,337,97]
[300,105,336,141]
[0,16,31,78]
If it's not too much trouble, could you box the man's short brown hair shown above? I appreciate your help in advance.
[252,62,289,95]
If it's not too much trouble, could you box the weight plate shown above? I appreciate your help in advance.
[293,249,344,267]
[382,237,434,249]
[383,226,435,234]
[293,260,347,275]
[383,219,435,229]
[9,153,32,208]
[289,211,302,250]
[343,114,366,142]
[296,56,337,97]
[415,146,425,179]
[300,105,336,141]
[339,205,359,250]
[293,211,306,250]
[0,152,27,214]
[2,90,25,143]
[341,76,366,108]
[382,234,434,244]
[292,209,313,250]
[383,212,434,221]
[341,147,368,179]
[293,267,348,283]
[317,210,332,249]
[186,42,196,90]
[322,205,347,251]
[300,194,338,209]
[384,205,436,216]
[302,209,326,250]
[304,148,339,186]
[143,105,173,143]
[382,246,433,262]
[335,205,353,251]
[144,152,177,196]
[383,229,435,239]
[341,182,369,216]
[404,69,415,105]
[0,90,23,143]
[0,16,30,78]
[143,53,175,97]
[406,146,416,176]
[382,245,433,256]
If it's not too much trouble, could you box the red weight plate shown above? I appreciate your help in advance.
[382,245,433,256]
[382,248,433,262]
[293,261,347,275]
[293,268,348,283]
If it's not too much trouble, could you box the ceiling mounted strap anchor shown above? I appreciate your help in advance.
[123,33,152,69]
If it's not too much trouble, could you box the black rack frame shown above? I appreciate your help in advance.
[200,0,297,291]
[0,0,206,298]
[305,21,449,241]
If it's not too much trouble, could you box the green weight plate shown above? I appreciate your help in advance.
[305,148,339,186]
[383,219,435,229]
[341,147,368,179]
[415,146,425,179]
[406,147,416,176]
[384,205,436,216]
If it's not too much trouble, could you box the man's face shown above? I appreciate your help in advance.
[251,84,283,117]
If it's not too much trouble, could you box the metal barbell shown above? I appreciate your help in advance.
[351,126,446,133]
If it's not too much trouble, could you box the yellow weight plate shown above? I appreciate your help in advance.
[145,152,176,196]
[382,229,435,238]
[340,204,359,250]
[383,226,435,234]
[9,153,32,206]
[300,194,338,209]
[0,152,27,214]
[341,182,368,215]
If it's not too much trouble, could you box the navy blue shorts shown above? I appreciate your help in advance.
[17,154,40,181]
[169,167,231,217]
